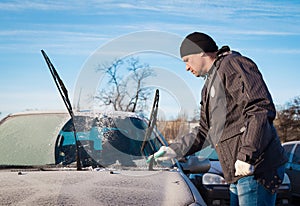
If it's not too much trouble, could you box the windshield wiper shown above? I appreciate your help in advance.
[0,164,62,171]
[141,89,159,152]
[140,89,159,170]
[41,50,82,171]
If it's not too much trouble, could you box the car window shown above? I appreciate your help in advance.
[283,144,294,161]
[292,145,300,164]
[0,112,170,171]
[0,113,68,166]
[55,115,164,168]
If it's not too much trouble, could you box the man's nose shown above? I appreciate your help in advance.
[186,64,191,71]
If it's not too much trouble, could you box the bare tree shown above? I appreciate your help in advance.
[95,57,155,112]
[274,96,300,142]
[126,57,154,112]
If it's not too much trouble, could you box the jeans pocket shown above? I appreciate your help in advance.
[237,176,257,195]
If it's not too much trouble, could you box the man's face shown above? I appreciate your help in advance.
[182,53,207,77]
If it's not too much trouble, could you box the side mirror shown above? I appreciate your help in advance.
[180,156,210,174]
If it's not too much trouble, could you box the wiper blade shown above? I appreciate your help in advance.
[41,50,82,171]
[0,165,40,170]
[140,90,160,171]
[0,164,60,172]
[141,89,159,152]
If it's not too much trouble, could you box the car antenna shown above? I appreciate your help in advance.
[41,50,82,171]
[141,89,159,162]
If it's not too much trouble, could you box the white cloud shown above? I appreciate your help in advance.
[1,0,298,19]
[0,29,109,55]
[0,0,74,11]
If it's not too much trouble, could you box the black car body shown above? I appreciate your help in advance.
[282,141,300,202]
[0,111,207,205]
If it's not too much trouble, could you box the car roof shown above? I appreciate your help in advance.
[1,110,146,120]
[282,140,300,146]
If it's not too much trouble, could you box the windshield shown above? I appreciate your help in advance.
[0,112,171,170]
[195,145,219,161]
[55,115,166,169]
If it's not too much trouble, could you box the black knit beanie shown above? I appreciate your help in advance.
[180,32,218,58]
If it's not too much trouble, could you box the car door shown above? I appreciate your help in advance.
[285,143,300,197]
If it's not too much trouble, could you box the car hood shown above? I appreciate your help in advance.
[0,170,202,206]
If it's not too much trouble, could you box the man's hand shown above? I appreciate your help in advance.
[234,160,254,176]
[154,146,177,161]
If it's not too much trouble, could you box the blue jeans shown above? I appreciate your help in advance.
[229,175,276,206]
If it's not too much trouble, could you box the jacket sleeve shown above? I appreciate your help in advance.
[226,55,277,164]
[169,92,209,158]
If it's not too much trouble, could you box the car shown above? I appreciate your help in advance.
[186,145,291,206]
[282,141,300,200]
[0,111,208,206]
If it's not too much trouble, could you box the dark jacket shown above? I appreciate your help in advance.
[170,48,288,192]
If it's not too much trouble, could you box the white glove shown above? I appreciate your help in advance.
[234,160,254,176]
[154,146,177,161]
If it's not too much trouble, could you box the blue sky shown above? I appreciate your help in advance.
[1,0,300,119]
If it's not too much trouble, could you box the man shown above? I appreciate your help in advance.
[155,32,287,205]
